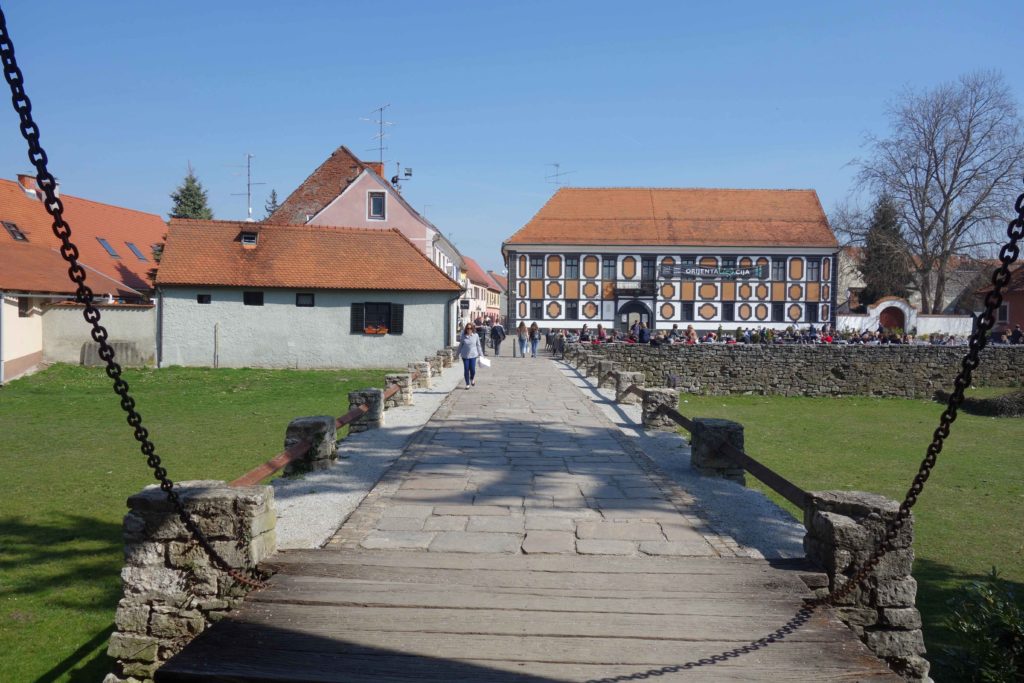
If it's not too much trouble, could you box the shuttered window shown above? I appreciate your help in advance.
[351,302,404,335]
[350,303,365,333]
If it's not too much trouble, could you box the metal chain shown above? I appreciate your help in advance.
[808,188,1023,607]
[0,6,265,590]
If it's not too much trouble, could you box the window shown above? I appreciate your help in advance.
[350,302,404,334]
[641,257,656,281]
[680,256,695,266]
[806,304,818,323]
[772,258,786,281]
[721,257,736,270]
[530,300,543,319]
[368,191,386,219]
[196,294,212,304]
[240,231,258,246]
[772,302,785,322]
[97,237,120,258]
[565,256,580,279]
[602,257,616,280]
[997,303,1009,323]
[2,221,27,241]
[566,300,579,320]
[18,297,31,317]
[682,302,694,321]
[125,241,148,261]
[529,256,543,279]
[295,293,315,307]
[243,291,264,306]
[722,302,735,322]
[807,258,821,282]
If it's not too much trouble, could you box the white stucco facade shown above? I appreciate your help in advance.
[158,287,456,369]
[42,303,156,365]
[1,294,44,383]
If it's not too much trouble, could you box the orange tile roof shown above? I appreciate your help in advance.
[269,146,368,224]
[463,256,499,290]
[156,220,462,292]
[0,239,135,296]
[0,178,166,295]
[487,271,508,292]
[504,188,838,249]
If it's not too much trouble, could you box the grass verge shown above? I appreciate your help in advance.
[677,388,1023,679]
[0,364,394,682]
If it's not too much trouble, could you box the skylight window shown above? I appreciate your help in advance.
[240,231,258,246]
[2,221,27,241]
[125,241,148,261]
[97,237,120,258]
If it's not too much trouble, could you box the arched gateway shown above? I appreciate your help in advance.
[617,299,652,333]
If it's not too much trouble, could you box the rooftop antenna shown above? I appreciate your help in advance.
[545,162,576,187]
[390,161,413,191]
[361,104,392,165]
[230,153,266,221]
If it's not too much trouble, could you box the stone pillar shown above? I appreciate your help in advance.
[347,388,384,433]
[426,355,443,377]
[105,481,276,683]
[576,352,592,372]
[385,373,414,407]
[614,371,645,404]
[585,355,604,378]
[689,418,746,484]
[597,361,619,389]
[804,491,928,681]
[437,349,454,368]
[283,415,336,473]
[410,361,432,389]
[642,388,680,431]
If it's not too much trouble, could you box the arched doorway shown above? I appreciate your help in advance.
[878,306,905,331]
[617,300,652,333]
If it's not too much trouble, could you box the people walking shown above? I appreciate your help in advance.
[529,322,541,358]
[516,322,529,358]
[457,323,484,389]
[478,321,491,356]
[490,320,506,357]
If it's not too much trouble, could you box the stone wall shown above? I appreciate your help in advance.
[565,343,1023,397]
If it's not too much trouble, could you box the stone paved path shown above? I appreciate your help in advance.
[329,352,741,557]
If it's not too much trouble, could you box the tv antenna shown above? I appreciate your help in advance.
[230,153,266,221]
[545,162,576,186]
[361,104,392,164]
[390,161,413,191]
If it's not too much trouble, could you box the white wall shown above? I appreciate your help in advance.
[1,294,44,381]
[42,303,156,365]
[159,287,452,369]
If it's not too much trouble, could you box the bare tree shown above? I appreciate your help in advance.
[856,71,1024,313]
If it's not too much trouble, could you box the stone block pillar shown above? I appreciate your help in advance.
[804,491,928,681]
[437,349,454,368]
[410,361,432,389]
[105,481,276,683]
[385,373,414,407]
[614,371,645,404]
[597,361,619,389]
[347,388,384,433]
[426,355,443,377]
[642,388,680,431]
[283,416,337,473]
[689,418,745,484]
[576,352,592,372]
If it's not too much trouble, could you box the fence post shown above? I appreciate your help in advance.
[641,388,680,431]
[597,361,619,388]
[283,416,337,472]
[437,349,454,369]
[385,373,414,407]
[105,481,275,682]
[347,388,384,432]
[689,418,746,484]
[426,355,443,377]
[411,361,432,389]
[804,491,928,681]
[614,371,645,404]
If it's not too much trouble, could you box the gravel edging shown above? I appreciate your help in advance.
[272,366,463,549]
[556,361,805,560]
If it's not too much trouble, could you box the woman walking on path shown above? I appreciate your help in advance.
[529,322,541,358]
[457,323,484,389]
[516,322,529,358]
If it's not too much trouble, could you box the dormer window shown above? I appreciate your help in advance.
[240,231,259,246]
[97,237,120,258]
[368,191,386,220]
[2,221,27,241]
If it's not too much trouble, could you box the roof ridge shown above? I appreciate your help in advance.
[0,178,163,218]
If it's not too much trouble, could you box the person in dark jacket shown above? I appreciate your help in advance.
[638,321,651,344]
[490,322,506,356]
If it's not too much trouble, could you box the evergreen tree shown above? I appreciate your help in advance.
[263,189,280,220]
[169,164,214,219]
[859,195,911,306]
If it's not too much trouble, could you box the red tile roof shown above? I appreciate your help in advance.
[487,271,508,292]
[0,240,134,296]
[0,178,166,295]
[269,146,369,224]
[504,188,838,248]
[156,220,462,292]
[463,256,499,290]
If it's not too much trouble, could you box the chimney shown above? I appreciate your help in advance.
[366,162,384,178]
[17,173,59,201]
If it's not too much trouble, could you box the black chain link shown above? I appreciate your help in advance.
[0,6,265,590]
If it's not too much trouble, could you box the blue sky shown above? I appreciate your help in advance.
[1,1,1022,272]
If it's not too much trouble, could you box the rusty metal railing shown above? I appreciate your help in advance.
[229,372,417,487]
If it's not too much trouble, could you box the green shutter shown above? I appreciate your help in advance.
[389,304,404,335]
[351,303,365,333]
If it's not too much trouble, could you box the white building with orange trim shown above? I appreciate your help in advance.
[501,188,840,332]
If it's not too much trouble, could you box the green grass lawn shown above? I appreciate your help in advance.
[0,364,394,682]
[678,388,1024,678]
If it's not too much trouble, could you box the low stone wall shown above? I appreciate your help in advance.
[566,343,1023,397]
